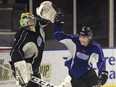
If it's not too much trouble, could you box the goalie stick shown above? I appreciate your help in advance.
[31,76,57,87]
[0,64,71,87]
[31,75,71,87]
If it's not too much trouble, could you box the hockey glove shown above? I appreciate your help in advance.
[53,5,64,26]
[97,71,108,85]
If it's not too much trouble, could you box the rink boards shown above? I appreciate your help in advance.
[0,48,116,87]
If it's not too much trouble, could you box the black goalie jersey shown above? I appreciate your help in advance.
[10,21,46,73]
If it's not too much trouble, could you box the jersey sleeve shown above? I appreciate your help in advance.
[54,24,76,41]
[94,44,106,75]
[54,24,77,62]
[54,24,69,41]
[10,30,25,62]
[36,16,49,28]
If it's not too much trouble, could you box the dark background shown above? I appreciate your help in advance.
[0,0,115,49]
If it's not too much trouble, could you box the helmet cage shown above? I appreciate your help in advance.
[20,12,36,28]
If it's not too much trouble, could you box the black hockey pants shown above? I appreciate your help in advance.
[71,68,98,87]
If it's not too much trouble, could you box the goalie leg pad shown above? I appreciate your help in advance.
[14,60,33,85]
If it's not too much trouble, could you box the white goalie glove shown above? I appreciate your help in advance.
[36,1,57,23]
[14,60,33,85]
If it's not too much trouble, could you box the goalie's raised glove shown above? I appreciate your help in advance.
[36,1,57,23]
[97,71,108,85]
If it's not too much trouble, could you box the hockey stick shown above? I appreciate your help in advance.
[31,75,71,87]
[0,64,71,87]
[31,76,57,87]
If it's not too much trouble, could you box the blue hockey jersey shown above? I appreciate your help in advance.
[54,25,106,79]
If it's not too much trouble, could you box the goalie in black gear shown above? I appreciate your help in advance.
[10,12,49,87]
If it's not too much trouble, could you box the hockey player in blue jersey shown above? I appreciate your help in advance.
[54,10,108,87]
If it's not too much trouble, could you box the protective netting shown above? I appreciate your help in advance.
[0,47,71,87]
[0,47,12,80]
[0,47,20,87]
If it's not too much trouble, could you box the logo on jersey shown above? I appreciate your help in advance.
[37,36,42,46]
[76,52,89,60]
